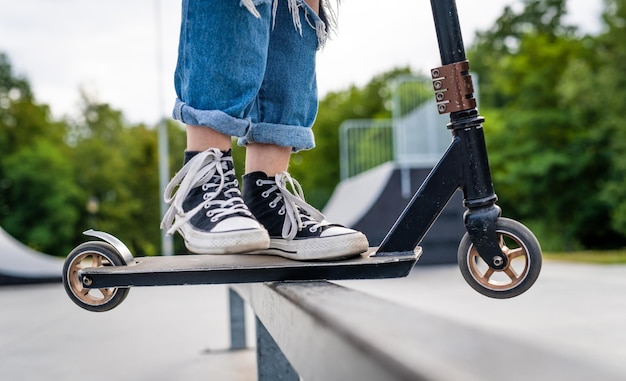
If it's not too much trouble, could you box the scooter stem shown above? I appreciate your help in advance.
[430,0,505,269]
[431,0,467,64]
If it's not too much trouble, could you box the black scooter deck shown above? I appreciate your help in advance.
[80,247,421,289]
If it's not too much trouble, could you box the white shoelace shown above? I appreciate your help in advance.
[257,172,331,240]
[160,149,251,235]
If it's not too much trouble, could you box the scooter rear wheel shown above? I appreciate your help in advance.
[458,217,542,299]
[63,241,130,312]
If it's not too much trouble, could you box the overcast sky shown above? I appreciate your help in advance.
[0,0,603,125]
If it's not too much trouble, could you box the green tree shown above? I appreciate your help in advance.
[468,0,623,250]
[593,0,626,241]
[0,53,80,254]
[2,140,80,254]
[69,93,166,256]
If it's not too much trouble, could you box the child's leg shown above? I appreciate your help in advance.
[241,0,369,260]
[162,0,276,254]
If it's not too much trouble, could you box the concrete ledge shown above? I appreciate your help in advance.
[233,281,622,381]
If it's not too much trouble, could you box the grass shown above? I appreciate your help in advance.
[544,250,626,264]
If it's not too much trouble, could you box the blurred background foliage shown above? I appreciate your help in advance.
[2,0,626,256]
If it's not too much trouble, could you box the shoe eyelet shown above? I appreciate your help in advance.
[278,209,285,215]
[309,227,318,233]
[203,193,210,200]
[202,184,210,191]
[269,201,277,208]
[256,180,263,186]
[262,191,270,198]
[210,217,219,222]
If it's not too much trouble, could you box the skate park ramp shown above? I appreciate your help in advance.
[0,227,62,285]
[328,76,470,265]
[323,162,465,265]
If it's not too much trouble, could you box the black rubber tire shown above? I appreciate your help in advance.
[63,241,130,312]
[458,217,542,299]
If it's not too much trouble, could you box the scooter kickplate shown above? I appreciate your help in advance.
[80,247,421,288]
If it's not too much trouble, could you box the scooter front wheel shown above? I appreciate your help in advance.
[63,241,130,312]
[458,217,542,299]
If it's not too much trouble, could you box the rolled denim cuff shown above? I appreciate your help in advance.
[173,98,251,137]
[238,122,315,152]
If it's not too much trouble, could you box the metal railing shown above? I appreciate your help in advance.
[338,75,470,182]
[339,119,394,180]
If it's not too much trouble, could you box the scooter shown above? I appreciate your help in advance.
[63,0,542,312]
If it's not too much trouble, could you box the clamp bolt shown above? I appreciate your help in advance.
[83,277,93,287]
[493,256,504,267]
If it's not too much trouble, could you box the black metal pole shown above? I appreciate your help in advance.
[430,0,504,269]
[430,0,467,65]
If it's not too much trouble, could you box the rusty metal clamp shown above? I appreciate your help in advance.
[431,60,477,114]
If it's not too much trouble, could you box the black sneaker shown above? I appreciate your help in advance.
[242,171,369,260]
[161,149,269,254]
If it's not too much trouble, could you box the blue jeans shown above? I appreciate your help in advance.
[173,0,325,152]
